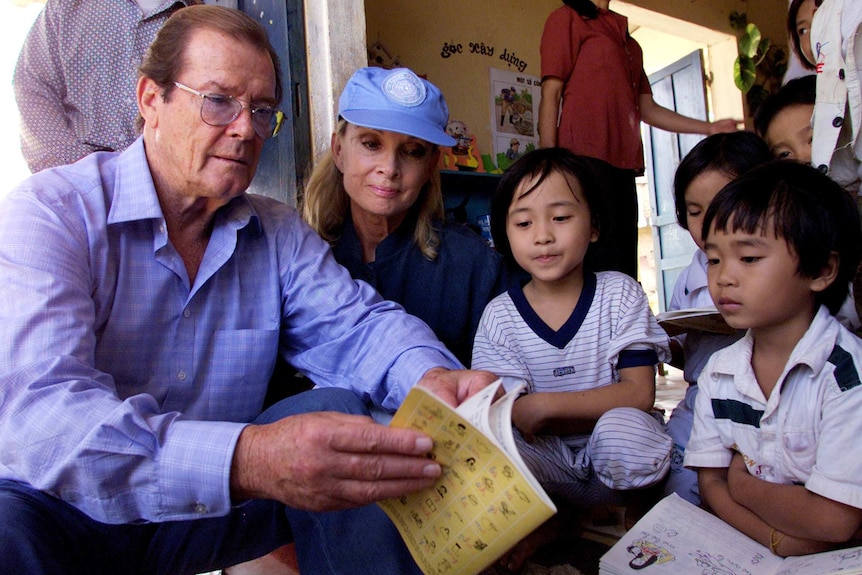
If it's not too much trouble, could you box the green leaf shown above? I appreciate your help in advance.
[734,56,757,93]
[481,154,501,174]
[739,23,761,58]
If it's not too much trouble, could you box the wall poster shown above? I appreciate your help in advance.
[488,67,541,171]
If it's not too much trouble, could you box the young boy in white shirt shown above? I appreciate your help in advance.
[684,160,862,557]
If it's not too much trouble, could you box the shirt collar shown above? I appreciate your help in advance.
[341,207,419,260]
[711,306,841,381]
[222,194,263,236]
[107,136,262,235]
[107,137,163,225]
[685,250,709,294]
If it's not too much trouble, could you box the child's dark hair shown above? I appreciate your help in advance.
[787,0,822,70]
[674,132,772,230]
[753,74,816,137]
[703,160,861,314]
[491,148,606,274]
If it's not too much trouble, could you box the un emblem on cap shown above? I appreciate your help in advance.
[382,69,426,107]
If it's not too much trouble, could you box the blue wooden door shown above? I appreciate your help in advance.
[238,0,310,205]
[642,50,708,312]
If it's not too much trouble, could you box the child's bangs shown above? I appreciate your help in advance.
[708,180,801,243]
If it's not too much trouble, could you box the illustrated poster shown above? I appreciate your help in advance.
[489,67,541,168]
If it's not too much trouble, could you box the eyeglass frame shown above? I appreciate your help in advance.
[172,81,285,139]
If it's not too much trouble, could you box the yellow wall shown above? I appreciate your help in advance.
[364,0,788,159]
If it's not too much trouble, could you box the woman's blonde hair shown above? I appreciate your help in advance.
[300,119,445,260]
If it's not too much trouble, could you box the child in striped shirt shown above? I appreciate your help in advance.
[472,147,671,570]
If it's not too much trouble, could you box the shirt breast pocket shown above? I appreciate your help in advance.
[782,429,818,482]
[206,328,279,420]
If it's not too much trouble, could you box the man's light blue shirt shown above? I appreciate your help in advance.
[0,138,459,524]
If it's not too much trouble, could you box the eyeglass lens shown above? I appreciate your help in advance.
[201,94,283,139]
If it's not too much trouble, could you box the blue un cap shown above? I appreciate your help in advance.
[338,67,456,147]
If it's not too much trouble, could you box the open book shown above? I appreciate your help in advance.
[600,493,862,575]
[378,379,557,575]
[656,306,735,337]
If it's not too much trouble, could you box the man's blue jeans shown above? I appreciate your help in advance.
[0,388,422,575]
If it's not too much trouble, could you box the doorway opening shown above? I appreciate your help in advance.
[614,2,742,314]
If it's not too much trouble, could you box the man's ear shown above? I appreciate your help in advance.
[810,251,840,293]
[137,76,162,130]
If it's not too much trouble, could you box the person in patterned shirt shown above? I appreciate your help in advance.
[13,0,199,173]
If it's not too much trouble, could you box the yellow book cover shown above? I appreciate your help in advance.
[378,379,557,575]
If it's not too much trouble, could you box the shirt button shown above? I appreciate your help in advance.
[833,116,845,128]
[193,502,208,514]
[178,371,187,381]
[183,309,191,318]
[839,68,846,80]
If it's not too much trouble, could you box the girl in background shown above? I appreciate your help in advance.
[787,0,862,192]
[538,0,739,278]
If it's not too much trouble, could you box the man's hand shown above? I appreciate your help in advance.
[418,367,498,407]
[230,411,441,511]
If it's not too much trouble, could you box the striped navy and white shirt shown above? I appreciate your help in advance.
[471,271,670,397]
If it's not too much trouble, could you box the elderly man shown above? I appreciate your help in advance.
[0,5,494,574]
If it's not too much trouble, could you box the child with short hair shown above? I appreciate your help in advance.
[663,132,772,505]
[753,74,816,162]
[684,160,862,557]
[472,147,672,569]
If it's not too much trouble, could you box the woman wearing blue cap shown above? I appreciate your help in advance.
[302,66,506,367]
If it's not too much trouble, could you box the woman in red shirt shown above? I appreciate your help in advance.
[539,0,739,279]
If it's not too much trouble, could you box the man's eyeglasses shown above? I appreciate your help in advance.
[173,81,284,139]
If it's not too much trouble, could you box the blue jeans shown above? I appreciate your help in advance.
[0,388,421,575]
